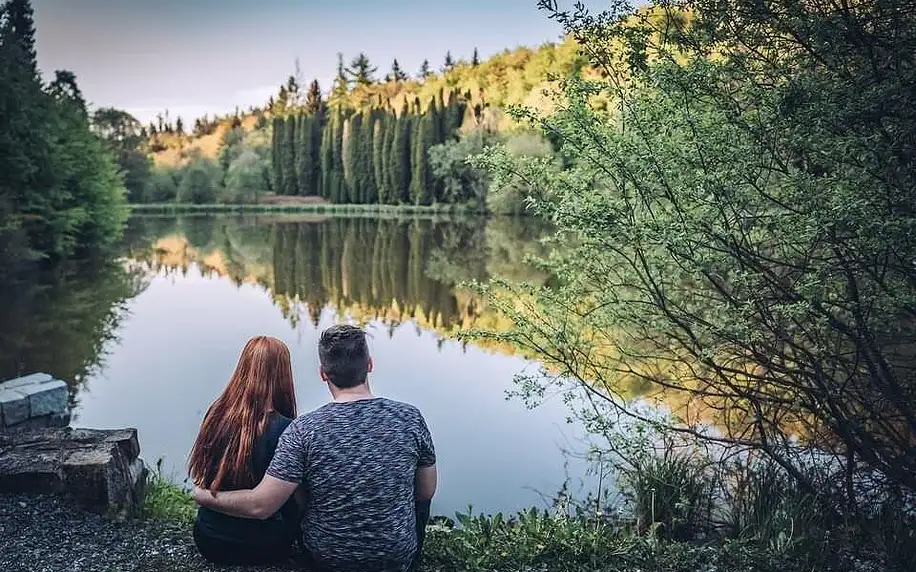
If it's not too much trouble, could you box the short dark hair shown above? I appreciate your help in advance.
[318,324,370,389]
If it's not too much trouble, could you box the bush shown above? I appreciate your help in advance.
[143,168,179,203]
[224,148,268,203]
[177,159,220,204]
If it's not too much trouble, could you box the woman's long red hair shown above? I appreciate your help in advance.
[188,336,297,491]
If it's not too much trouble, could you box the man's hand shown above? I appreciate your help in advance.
[192,475,299,520]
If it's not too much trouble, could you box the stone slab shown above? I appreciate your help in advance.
[0,427,146,518]
[1,372,53,390]
[15,379,68,417]
[0,387,29,427]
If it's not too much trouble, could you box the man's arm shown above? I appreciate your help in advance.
[415,464,437,501]
[194,474,298,520]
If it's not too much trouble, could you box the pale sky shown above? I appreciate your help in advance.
[31,0,584,124]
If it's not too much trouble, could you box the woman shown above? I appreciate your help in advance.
[188,335,299,565]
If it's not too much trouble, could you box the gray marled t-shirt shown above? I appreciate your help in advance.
[267,397,435,571]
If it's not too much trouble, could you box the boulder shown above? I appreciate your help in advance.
[0,373,69,428]
[0,427,148,519]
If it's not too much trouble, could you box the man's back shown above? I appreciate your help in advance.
[267,397,436,571]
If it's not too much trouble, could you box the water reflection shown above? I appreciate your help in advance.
[123,214,551,340]
[0,260,147,407]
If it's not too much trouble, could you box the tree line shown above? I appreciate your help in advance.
[270,88,468,205]
[0,0,127,274]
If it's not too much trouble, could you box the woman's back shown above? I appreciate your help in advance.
[194,413,298,545]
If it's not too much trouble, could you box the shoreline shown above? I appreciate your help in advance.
[128,203,489,216]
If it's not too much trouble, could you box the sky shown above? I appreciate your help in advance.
[31,0,573,124]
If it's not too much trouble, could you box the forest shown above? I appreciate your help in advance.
[0,0,127,275]
[125,46,573,213]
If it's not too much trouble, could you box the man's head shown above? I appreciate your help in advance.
[318,324,372,389]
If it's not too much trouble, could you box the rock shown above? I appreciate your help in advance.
[0,388,29,427]
[0,373,69,429]
[2,373,53,389]
[0,428,147,519]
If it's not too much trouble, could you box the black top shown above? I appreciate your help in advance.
[194,413,299,545]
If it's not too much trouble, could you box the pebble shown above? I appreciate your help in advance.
[0,494,299,572]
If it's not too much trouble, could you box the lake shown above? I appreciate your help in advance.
[0,214,597,518]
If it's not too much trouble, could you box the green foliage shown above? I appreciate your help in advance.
[92,107,152,203]
[177,158,220,204]
[473,0,916,523]
[0,0,126,268]
[429,128,499,208]
[144,168,179,203]
[143,459,196,523]
[411,110,435,205]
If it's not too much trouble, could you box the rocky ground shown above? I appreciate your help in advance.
[0,494,301,572]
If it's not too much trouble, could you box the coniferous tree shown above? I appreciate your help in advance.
[359,111,377,203]
[319,112,333,199]
[346,53,377,86]
[390,103,413,204]
[271,117,283,192]
[330,53,349,109]
[301,105,323,196]
[442,51,456,72]
[296,114,310,195]
[472,47,480,67]
[0,0,126,265]
[373,114,387,203]
[410,105,434,205]
[418,59,432,79]
[331,111,346,202]
[342,114,359,202]
[305,79,322,114]
[282,117,298,195]
[387,59,408,82]
[380,111,396,204]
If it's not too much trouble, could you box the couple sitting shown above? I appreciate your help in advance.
[188,325,437,572]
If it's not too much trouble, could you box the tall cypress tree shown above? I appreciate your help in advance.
[282,117,298,195]
[296,114,310,195]
[331,111,345,202]
[342,113,360,202]
[359,111,377,203]
[373,114,387,203]
[319,111,333,199]
[380,111,396,204]
[390,103,413,204]
[302,105,323,196]
[410,105,434,205]
[271,117,284,192]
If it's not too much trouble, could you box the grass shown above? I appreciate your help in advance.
[143,459,196,523]
[128,202,486,216]
[139,451,911,572]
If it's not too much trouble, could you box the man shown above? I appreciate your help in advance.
[194,324,438,572]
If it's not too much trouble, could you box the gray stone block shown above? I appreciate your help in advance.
[1,372,53,389]
[0,427,146,518]
[0,387,29,426]
[16,379,68,417]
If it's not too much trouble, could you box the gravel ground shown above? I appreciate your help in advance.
[0,494,304,572]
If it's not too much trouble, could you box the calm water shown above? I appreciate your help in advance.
[0,214,596,518]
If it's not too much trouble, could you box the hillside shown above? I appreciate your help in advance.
[149,38,587,166]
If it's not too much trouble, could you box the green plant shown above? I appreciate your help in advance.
[143,458,196,523]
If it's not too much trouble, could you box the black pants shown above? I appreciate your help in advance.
[192,522,292,566]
